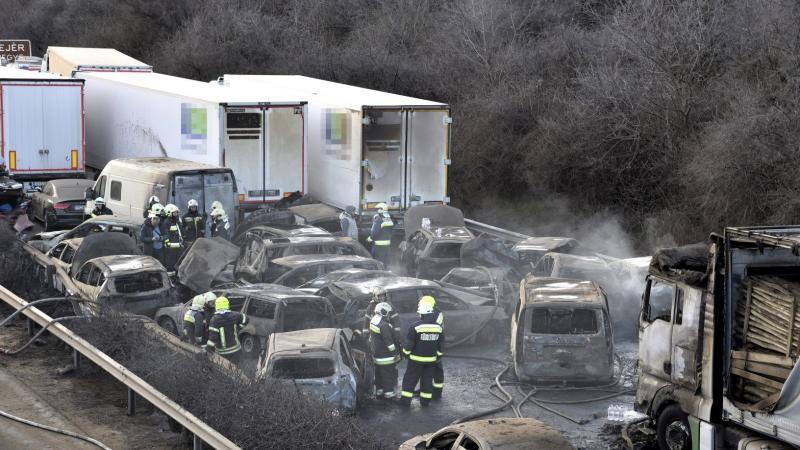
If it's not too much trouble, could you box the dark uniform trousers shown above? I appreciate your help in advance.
[402,362,437,406]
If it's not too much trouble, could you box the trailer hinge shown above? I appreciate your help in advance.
[361,117,371,125]
[361,160,369,167]
[443,159,452,166]
[444,116,453,124]
[407,156,414,164]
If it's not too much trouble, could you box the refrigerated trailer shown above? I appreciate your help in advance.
[218,75,451,218]
[43,47,152,77]
[78,71,307,212]
[0,66,84,183]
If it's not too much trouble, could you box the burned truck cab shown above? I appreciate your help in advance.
[511,277,614,384]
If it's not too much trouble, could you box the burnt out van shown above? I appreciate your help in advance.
[511,277,614,384]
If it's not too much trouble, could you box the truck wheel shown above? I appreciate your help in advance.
[241,333,260,358]
[657,404,691,450]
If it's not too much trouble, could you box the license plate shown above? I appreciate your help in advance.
[70,204,84,211]
[247,189,280,197]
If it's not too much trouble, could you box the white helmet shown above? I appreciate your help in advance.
[188,199,199,208]
[151,203,164,215]
[211,200,223,211]
[164,203,179,215]
[148,195,160,205]
[375,302,392,316]
[95,197,105,205]
[376,202,388,213]
[210,208,224,218]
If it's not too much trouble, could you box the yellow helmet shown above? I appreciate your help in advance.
[417,296,436,315]
[215,296,230,311]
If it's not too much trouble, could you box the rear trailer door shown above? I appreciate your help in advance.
[172,170,237,231]
[223,106,304,205]
[1,82,83,177]
[407,109,450,206]
[361,109,405,210]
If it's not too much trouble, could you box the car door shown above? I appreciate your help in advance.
[240,296,276,343]
[72,262,101,306]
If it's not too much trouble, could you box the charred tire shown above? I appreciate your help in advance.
[241,333,260,358]
[657,404,691,450]
[158,318,178,336]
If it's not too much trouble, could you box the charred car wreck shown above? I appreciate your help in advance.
[399,204,473,279]
[512,277,614,384]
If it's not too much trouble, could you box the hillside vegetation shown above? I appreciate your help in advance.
[4,0,799,249]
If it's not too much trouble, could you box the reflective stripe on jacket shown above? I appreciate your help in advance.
[369,314,400,365]
[403,316,444,363]
[207,311,247,355]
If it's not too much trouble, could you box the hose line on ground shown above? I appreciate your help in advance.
[0,408,112,450]
[0,316,88,355]
[0,297,93,328]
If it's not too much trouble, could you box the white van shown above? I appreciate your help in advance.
[85,157,238,231]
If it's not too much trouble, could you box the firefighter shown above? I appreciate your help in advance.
[183,295,208,346]
[140,213,166,265]
[368,203,393,266]
[339,205,358,240]
[431,299,445,400]
[205,296,248,364]
[210,208,230,240]
[143,195,161,218]
[182,199,206,244]
[400,296,444,407]
[90,197,113,217]
[369,302,402,399]
[162,204,184,271]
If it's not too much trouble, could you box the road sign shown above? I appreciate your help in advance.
[0,40,32,63]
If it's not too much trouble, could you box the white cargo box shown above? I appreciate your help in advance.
[219,75,451,215]
[0,66,84,180]
[79,71,307,208]
[44,47,152,77]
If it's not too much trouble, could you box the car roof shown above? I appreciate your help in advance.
[438,418,573,449]
[512,237,579,252]
[270,328,339,355]
[78,215,145,227]
[261,235,339,245]
[333,276,439,297]
[222,283,326,301]
[418,226,474,241]
[542,252,609,269]
[88,255,164,275]
[249,224,330,236]
[271,254,377,268]
[522,277,605,307]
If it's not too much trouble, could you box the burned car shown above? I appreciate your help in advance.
[44,237,83,293]
[532,253,613,281]
[439,266,517,315]
[399,204,472,279]
[262,255,384,288]
[234,235,370,282]
[175,237,241,294]
[255,327,372,412]
[154,284,336,358]
[25,215,144,252]
[511,277,614,384]
[71,255,175,317]
[511,237,586,269]
[232,222,331,246]
[289,203,345,233]
[296,268,394,294]
[398,418,574,450]
[328,276,507,344]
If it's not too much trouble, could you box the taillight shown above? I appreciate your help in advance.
[238,194,245,202]
[8,151,16,170]
[70,149,78,169]
[53,202,70,210]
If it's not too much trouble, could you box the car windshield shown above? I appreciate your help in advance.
[530,307,598,335]
[114,271,165,294]
[271,357,335,379]
[428,243,463,259]
[282,299,333,331]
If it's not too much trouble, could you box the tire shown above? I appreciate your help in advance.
[657,404,691,450]
[241,333,260,358]
[158,318,178,336]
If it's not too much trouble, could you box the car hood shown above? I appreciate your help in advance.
[177,238,240,293]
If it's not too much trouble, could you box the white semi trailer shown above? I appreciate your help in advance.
[0,67,85,185]
[218,75,451,219]
[78,71,307,213]
[43,47,152,77]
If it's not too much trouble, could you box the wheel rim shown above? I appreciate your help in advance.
[243,336,254,353]
[665,420,689,450]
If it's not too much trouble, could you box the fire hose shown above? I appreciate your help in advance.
[0,408,112,450]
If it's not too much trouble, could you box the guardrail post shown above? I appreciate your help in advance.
[73,348,81,371]
[27,317,35,336]
[127,387,136,416]
[193,434,204,450]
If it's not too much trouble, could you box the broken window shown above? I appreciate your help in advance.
[282,300,333,331]
[387,289,420,313]
[61,245,76,264]
[50,243,66,259]
[321,243,359,255]
[280,266,321,288]
[263,262,292,282]
[271,357,335,379]
[646,280,674,322]
[247,299,276,319]
[529,307,598,335]
[114,271,164,294]
[428,243,462,259]
[427,432,460,449]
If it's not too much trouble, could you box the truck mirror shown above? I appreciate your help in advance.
[85,187,95,200]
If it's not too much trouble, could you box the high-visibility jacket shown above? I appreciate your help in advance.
[369,213,393,246]
[369,315,401,365]
[207,311,248,355]
[402,315,444,363]
[182,211,206,242]
[183,308,207,345]
[90,205,113,218]
[434,308,444,327]
[163,217,184,249]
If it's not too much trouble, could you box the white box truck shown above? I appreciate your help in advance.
[78,71,307,213]
[217,75,451,218]
[0,66,84,185]
[43,47,152,77]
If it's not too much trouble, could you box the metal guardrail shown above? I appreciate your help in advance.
[464,218,531,243]
[0,284,241,450]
